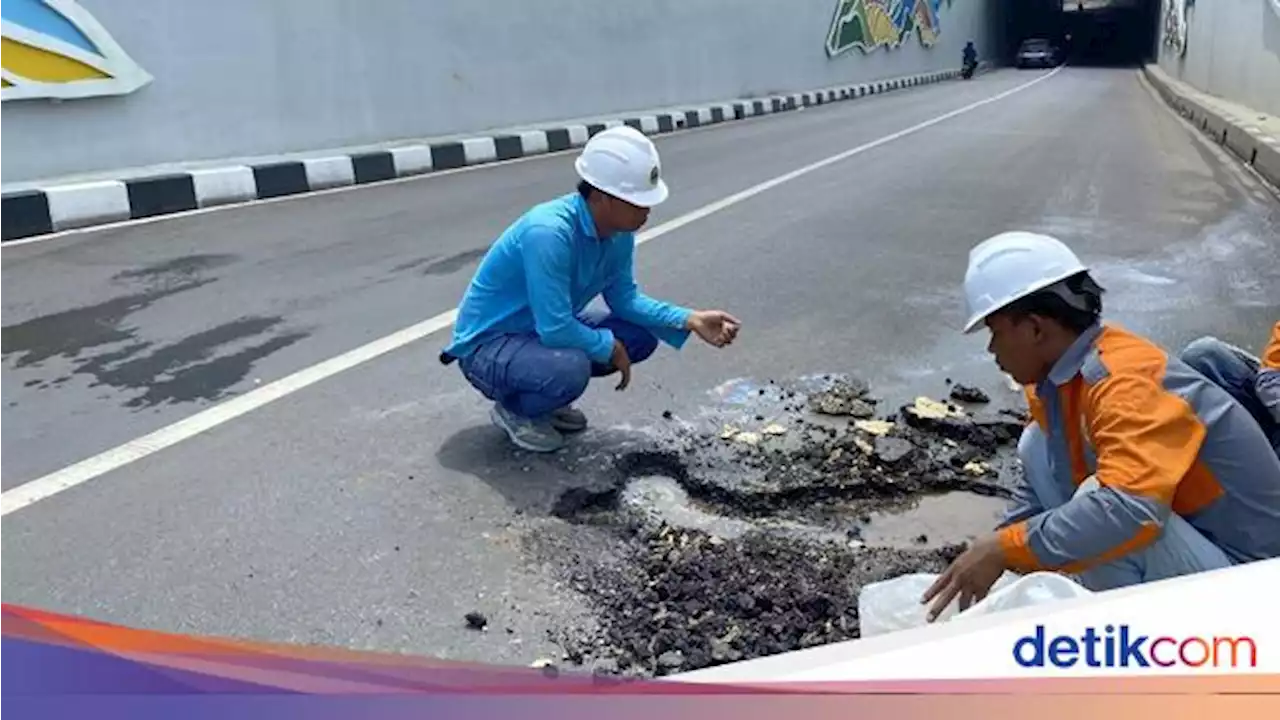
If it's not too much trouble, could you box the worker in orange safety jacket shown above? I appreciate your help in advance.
[922,232,1280,620]
[1178,322,1280,455]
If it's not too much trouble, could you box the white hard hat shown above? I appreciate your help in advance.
[961,231,1089,333]
[574,126,669,208]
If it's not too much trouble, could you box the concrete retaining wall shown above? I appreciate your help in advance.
[1,0,997,184]
[2,66,986,242]
[1156,0,1280,116]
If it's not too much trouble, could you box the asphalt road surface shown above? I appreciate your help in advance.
[4,67,1278,664]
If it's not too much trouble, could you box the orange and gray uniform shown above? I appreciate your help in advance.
[998,322,1280,575]
[1257,322,1280,424]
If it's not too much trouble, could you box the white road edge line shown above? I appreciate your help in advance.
[0,66,1062,517]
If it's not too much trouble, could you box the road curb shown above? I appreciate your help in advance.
[1141,64,1280,192]
[2,64,992,243]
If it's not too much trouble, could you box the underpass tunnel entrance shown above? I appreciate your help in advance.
[992,0,1161,68]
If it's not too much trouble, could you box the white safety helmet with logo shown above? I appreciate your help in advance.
[962,231,1090,333]
[574,126,669,208]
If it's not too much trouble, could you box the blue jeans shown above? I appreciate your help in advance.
[457,309,659,420]
[1179,336,1280,453]
[1014,425,1234,592]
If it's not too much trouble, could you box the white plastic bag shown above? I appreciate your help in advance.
[857,571,1092,638]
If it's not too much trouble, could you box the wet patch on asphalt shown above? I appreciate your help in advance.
[2,279,218,369]
[2,252,312,408]
[88,316,312,407]
[392,248,488,276]
[112,253,240,282]
[420,249,488,276]
[501,374,1027,678]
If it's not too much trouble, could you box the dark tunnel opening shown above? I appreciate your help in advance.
[992,0,1161,68]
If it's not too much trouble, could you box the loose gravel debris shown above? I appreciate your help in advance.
[535,375,1025,678]
[551,525,965,676]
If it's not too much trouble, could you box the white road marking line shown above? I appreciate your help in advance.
[0,66,1061,517]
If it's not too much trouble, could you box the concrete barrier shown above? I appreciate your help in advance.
[1255,140,1280,191]
[1142,64,1280,191]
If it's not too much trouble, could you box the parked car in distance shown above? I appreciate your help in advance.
[1015,38,1060,68]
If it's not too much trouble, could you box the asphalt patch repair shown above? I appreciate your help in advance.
[528,375,1029,679]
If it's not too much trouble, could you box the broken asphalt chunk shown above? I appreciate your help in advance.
[873,436,916,466]
[949,384,990,404]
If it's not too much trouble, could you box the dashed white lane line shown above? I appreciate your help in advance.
[0,66,1062,518]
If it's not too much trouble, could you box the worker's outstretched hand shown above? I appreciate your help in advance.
[687,310,741,348]
[611,339,632,391]
[920,533,1008,622]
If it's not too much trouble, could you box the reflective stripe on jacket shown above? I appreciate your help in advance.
[1258,321,1280,426]
[998,322,1280,574]
[1263,322,1280,370]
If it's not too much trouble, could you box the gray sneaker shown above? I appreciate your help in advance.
[551,405,588,433]
[490,403,565,453]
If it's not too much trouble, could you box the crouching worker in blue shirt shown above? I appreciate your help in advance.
[440,126,741,452]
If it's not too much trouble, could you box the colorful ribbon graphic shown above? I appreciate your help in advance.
[2,0,151,101]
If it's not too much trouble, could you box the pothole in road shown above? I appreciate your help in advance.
[617,475,1005,551]
[620,475,754,540]
[535,374,1028,679]
[860,491,1008,549]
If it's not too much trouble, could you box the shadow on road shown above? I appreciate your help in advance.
[434,423,655,516]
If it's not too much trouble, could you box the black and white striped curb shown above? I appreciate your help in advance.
[1143,64,1280,191]
[2,65,984,242]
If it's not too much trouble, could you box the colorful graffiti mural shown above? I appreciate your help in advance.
[1161,0,1195,59]
[826,0,955,57]
[2,0,150,101]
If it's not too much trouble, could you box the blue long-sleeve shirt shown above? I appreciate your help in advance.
[443,192,692,364]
